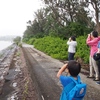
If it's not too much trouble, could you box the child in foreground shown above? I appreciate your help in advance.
[57,60,86,100]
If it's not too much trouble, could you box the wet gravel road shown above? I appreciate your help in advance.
[22,44,100,100]
[23,47,61,100]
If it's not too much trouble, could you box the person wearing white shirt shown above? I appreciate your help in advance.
[67,36,77,61]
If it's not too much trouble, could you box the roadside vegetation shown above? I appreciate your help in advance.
[22,0,100,68]
[23,36,89,64]
[13,36,22,47]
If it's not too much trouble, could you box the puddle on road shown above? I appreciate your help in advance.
[0,80,14,100]
[0,68,19,100]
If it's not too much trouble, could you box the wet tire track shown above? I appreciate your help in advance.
[22,47,61,100]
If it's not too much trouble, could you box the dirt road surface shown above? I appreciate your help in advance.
[22,44,100,100]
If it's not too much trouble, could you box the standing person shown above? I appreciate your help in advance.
[67,36,77,61]
[94,41,100,84]
[96,41,100,84]
[57,60,86,100]
[97,41,100,53]
[86,31,100,81]
[97,41,100,75]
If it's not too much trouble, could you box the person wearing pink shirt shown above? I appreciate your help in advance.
[86,31,100,81]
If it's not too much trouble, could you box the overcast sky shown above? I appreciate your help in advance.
[0,0,43,37]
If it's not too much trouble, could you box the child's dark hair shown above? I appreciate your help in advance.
[91,31,98,37]
[67,60,81,77]
[71,36,76,41]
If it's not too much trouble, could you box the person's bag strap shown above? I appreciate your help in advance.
[69,75,81,84]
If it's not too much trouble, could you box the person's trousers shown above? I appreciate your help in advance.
[68,52,75,61]
[89,56,99,78]
[97,60,100,76]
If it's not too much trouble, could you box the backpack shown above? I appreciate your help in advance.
[60,76,87,100]
[93,52,100,61]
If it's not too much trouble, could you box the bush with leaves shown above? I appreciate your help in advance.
[27,36,90,64]
[27,38,36,45]
[34,36,68,60]
[75,36,90,63]
[13,36,21,45]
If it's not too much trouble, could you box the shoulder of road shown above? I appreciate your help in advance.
[22,43,100,100]
[22,43,100,91]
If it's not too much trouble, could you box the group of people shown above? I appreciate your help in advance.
[86,31,100,81]
[56,30,100,100]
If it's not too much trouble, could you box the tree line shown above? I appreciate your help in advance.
[23,0,100,42]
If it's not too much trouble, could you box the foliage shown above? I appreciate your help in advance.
[66,22,92,37]
[34,36,68,60]
[22,21,92,42]
[18,43,22,47]
[16,51,20,56]
[27,38,36,45]
[31,36,90,63]
[21,0,100,69]
[22,29,34,43]
[29,36,90,64]
[0,54,3,58]
[75,36,90,63]
[22,0,95,41]
[13,36,21,45]
[84,0,100,33]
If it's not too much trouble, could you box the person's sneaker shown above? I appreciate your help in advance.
[93,77,99,81]
[87,76,94,78]
[96,81,100,85]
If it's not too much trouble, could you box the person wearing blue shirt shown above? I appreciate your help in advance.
[96,41,100,84]
[97,41,100,52]
[57,60,86,100]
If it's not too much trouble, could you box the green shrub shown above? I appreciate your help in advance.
[18,43,22,47]
[27,36,90,64]
[27,38,36,45]
[34,36,68,60]
[75,36,89,63]
[16,52,20,56]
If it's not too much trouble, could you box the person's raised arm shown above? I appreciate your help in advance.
[57,64,68,78]
[67,38,71,45]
